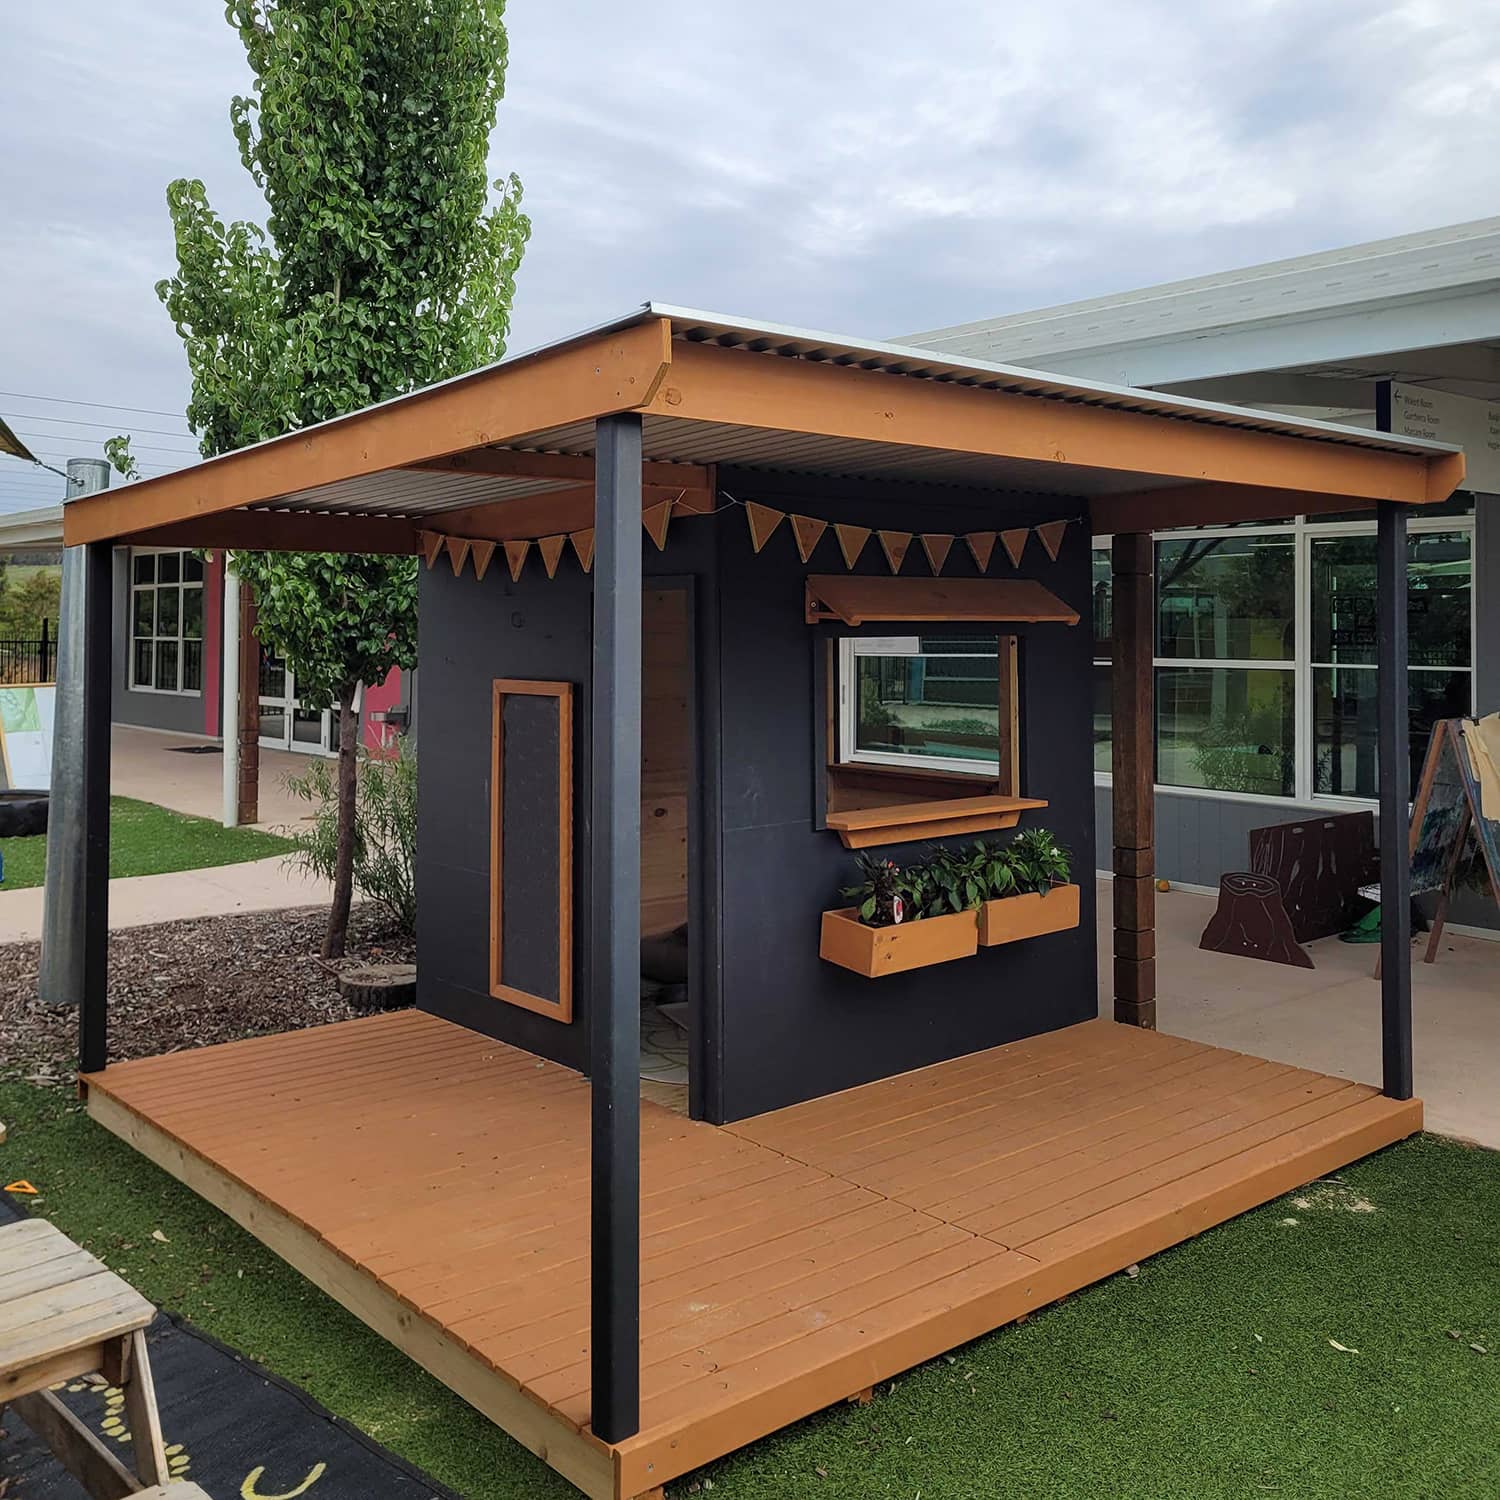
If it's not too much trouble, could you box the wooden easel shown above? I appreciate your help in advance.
[1398,719,1500,967]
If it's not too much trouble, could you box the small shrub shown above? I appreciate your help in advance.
[287,737,416,938]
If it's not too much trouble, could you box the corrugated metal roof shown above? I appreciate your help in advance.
[903,217,1500,367]
[102,300,1464,528]
[0,502,63,548]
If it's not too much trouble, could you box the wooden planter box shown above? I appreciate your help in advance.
[820,906,978,978]
[977,883,1081,947]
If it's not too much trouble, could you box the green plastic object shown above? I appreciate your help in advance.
[1340,905,1383,944]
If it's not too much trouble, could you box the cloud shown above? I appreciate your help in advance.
[2,0,1499,511]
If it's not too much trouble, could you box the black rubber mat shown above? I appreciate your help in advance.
[0,1201,461,1499]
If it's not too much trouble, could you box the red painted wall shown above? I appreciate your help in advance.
[361,666,403,755]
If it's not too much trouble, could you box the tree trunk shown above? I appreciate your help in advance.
[324,686,359,959]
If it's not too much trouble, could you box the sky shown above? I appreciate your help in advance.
[2,0,1499,514]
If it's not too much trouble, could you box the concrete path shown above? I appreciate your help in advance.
[1099,881,1500,1150]
[0,855,332,944]
[0,723,334,943]
[109,724,317,833]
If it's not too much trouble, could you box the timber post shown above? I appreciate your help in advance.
[1111,532,1156,1027]
[590,411,644,1443]
[1376,502,1414,1099]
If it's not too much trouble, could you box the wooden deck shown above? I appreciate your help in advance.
[83,1011,1421,1499]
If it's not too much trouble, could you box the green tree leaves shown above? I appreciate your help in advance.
[154,0,528,954]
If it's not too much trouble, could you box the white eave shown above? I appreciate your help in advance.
[904,218,1500,393]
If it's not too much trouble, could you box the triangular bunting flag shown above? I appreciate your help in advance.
[966,531,997,572]
[1036,519,1070,561]
[538,533,568,579]
[445,536,471,576]
[745,501,785,553]
[420,531,445,569]
[570,528,595,574]
[1000,528,1029,568]
[642,499,674,551]
[920,534,954,575]
[835,524,871,569]
[791,514,828,564]
[504,538,530,582]
[470,539,497,581]
[878,530,912,573]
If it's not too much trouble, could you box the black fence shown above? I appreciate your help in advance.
[0,621,56,684]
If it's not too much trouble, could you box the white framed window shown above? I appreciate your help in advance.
[129,548,205,695]
[1093,504,1476,806]
[836,634,1006,777]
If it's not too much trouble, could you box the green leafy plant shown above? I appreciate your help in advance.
[842,829,1072,927]
[136,0,529,956]
[1005,827,1072,894]
[286,738,417,939]
[841,853,908,926]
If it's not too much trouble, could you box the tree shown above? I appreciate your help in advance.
[150,0,529,956]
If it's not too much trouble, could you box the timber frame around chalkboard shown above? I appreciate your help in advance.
[490,677,574,1022]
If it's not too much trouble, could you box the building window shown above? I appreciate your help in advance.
[1155,534,1296,797]
[1310,529,1473,798]
[839,635,1005,776]
[130,549,204,695]
[1093,512,1474,805]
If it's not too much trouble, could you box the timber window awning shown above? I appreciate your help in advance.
[804,575,1080,627]
[57,301,1466,554]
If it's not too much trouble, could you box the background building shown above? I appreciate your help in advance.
[911,218,1498,929]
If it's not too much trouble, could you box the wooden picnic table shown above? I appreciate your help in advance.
[0,1215,172,1497]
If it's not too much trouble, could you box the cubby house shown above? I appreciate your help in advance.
[52,307,1459,1499]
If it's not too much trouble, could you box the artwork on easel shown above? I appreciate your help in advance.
[1405,717,1500,965]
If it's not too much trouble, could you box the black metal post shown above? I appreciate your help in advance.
[590,413,643,1443]
[78,540,113,1074]
[1376,503,1413,1100]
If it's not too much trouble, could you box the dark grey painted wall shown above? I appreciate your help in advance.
[415,524,719,1079]
[416,477,1100,1122]
[109,548,210,735]
[712,474,1099,1121]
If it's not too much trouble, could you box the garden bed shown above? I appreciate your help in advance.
[0,904,413,1082]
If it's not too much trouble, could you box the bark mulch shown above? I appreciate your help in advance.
[0,905,414,1084]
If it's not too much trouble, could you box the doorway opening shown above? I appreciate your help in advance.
[638,585,694,1115]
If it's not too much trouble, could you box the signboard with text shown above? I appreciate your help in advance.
[1388,383,1500,494]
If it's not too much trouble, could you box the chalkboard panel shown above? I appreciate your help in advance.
[490,679,573,1021]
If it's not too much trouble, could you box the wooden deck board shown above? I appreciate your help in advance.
[84,1010,1420,1500]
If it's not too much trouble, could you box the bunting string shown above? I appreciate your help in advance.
[417,493,1085,585]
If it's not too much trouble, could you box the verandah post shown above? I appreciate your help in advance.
[590,411,643,1442]
[1376,502,1413,1099]
[1111,532,1156,1027]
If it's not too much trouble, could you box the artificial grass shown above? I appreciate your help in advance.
[0,1078,1495,1499]
[0,795,293,890]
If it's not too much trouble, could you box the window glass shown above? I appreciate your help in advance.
[1092,663,1112,775]
[156,640,180,692]
[1313,667,1472,798]
[1091,550,1111,656]
[1311,531,1471,668]
[1156,535,1294,661]
[1156,665,1294,798]
[852,635,999,766]
[129,549,204,693]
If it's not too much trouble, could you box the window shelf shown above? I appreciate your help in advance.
[825,793,1047,850]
